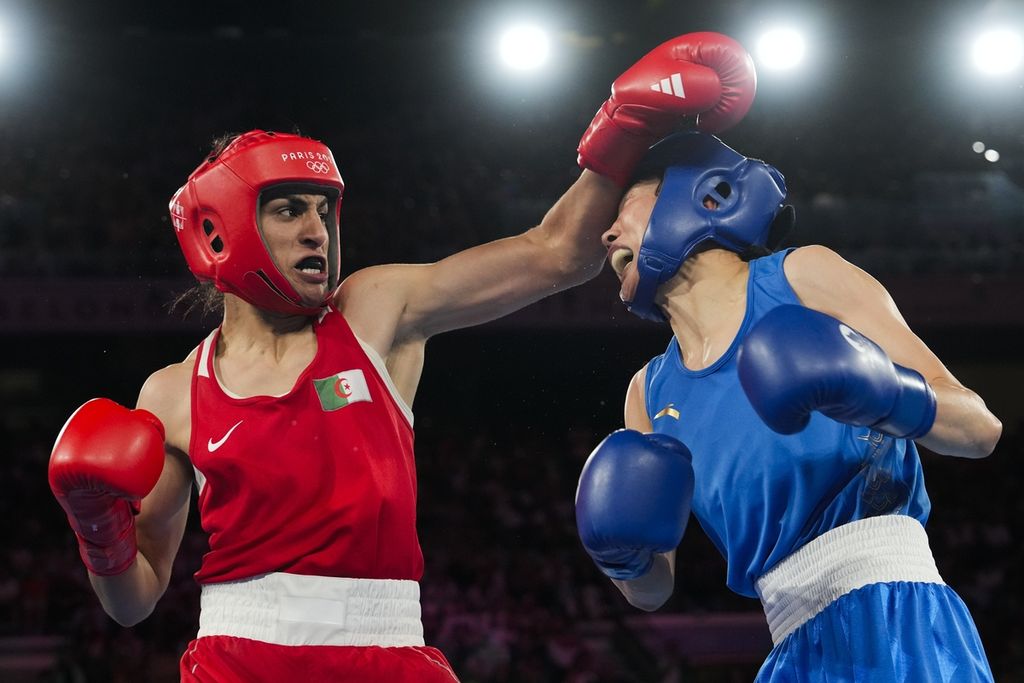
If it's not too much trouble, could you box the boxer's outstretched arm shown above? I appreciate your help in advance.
[339,32,757,346]
[339,169,618,342]
[88,368,193,627]
[783,245,1002,458]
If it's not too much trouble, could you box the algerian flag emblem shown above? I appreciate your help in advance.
[313,369,373,411]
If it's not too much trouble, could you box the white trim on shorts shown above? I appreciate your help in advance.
[197,573,425,647]
[755,515,945,646]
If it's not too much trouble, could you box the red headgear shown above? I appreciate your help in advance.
[169,130,345,315]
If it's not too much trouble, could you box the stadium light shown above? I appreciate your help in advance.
[498,24,551,72]
[756,27,806,71]
[984,148,1001,162]
[971,27,1023,76]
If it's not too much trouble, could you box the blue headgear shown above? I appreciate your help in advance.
[628,132,791,321]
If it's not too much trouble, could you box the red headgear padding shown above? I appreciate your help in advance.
[169,130,345,315]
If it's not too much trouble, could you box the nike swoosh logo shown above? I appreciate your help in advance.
[208,420,244,452]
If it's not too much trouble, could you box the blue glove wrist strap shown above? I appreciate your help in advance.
[593,548,655,581]
[872,364,937,440]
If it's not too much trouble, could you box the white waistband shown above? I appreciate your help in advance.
[755,515,944,646]
[197,573,425,647]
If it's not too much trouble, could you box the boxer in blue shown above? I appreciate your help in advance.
[574,132,1003,682]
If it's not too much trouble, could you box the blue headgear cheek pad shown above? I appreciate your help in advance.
[626,133,788,322]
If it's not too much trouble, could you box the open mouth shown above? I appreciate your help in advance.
[295,256,327,275]
[609,248,634,277]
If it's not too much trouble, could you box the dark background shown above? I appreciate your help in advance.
[1,0,1023,680]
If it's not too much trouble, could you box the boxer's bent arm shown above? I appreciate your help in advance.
[89,364,194,626]
[339,170,619,345]
[784,246,1002,458]
[89,447,192,626]
[612,365,678,611]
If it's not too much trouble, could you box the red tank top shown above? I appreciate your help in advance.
[188,308,423,584]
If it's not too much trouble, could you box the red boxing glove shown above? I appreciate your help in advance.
[49,398,166,576]
[578,31,757,186]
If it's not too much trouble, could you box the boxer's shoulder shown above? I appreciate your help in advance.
[335,265,411,325]
[332,265,412,362]
[782,245,847,282]
[782,246,876,313]
[137,357,192,455]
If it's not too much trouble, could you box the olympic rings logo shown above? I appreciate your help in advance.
[306,161,331,174]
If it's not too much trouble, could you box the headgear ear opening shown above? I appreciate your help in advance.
[201,219,226,254]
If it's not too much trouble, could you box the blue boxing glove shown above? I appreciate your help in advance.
[575,430,695,580]
[737,305,936,439]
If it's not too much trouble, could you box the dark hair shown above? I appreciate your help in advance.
[169,281,224,319]
[207,125,306,161]
[737,243,773,261]
[208,132,242,160]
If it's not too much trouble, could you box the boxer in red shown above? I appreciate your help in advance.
[48,32,757,681]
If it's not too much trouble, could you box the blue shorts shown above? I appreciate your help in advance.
[756,581,992,683]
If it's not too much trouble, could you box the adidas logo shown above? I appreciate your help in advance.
[650,73,686,98]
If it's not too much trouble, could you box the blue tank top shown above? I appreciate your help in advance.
[644,249,930,598]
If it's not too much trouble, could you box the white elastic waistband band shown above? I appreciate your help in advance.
[755,515,944,646]
[197,573,424,647]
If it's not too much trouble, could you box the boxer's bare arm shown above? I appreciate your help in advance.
[88,360,194,626]
[610,365,678,611]
[623,365,654,434]
[784,246,1002,458]
[338,31,756,398]
[335,169,619,406]
[338,170,618,348]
